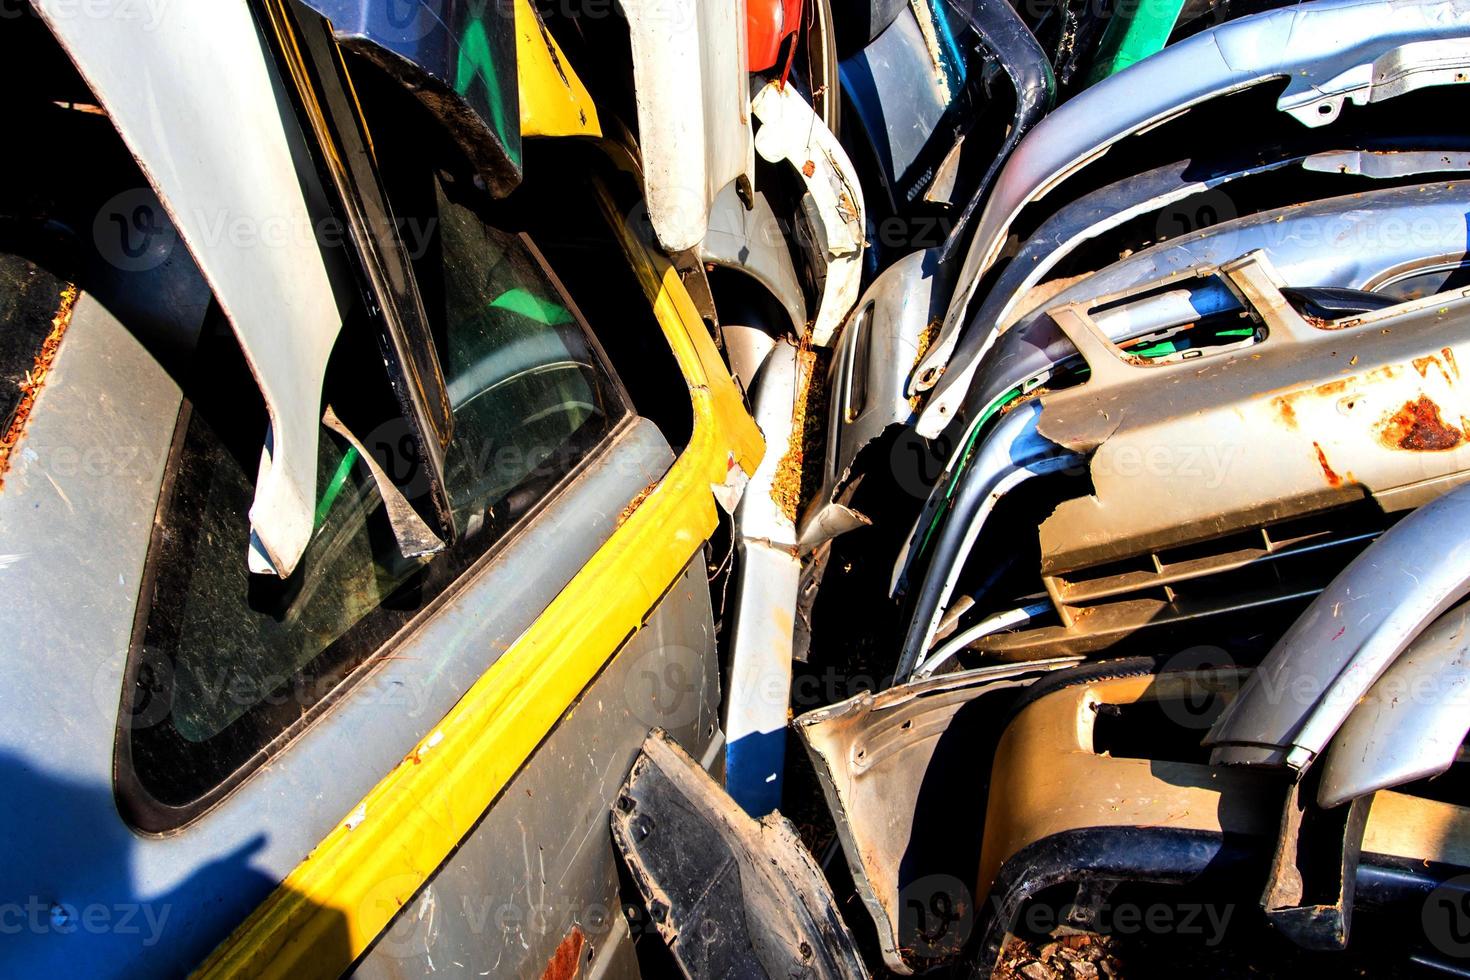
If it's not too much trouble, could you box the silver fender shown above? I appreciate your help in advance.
[1208,482,1470,770]
[1319,601,1470,807]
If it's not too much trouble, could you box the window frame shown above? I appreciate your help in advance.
[113,154,640,835]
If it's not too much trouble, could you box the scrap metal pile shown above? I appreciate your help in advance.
[623,0,1470,976]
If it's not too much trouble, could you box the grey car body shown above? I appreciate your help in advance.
[914,0,1470,434]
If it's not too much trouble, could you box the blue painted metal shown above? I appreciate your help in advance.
[302,0,522,192]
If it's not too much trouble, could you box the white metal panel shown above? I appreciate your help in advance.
[625,0,755,252]
[753,80,866,346]
[35,0,345,577]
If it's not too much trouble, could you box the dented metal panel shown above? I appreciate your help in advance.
[611,731,868,980]
[793,659,1079,973]
[914,0,1470,408]
[625,0,755,252]
[1209,480,1470,770]
[726,342,804,816]
[1036,253,1470,574]
[918,146,1470,437]
[36,0,347,578]
[1319,600,1470,807]
[753,81,867,346]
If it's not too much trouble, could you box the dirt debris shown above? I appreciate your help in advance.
[995,934,1124,980]
[0,282,77,488]
[770,343,830,524]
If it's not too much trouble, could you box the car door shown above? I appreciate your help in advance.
[0,4,761,978]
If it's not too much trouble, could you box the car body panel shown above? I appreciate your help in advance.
[895,401,1078,681]
[914,0,1470,407]
[301,0,522,190]
[895,182,1470,604]
[354,564,722,979]
[35,0,351,578]
[976,669,1470,970]
[801,248,949,551]
[514,0,602,139]
[749,0,804,71]
[725,341,803,816]
[1320,600,1470,807]
[610,731,869,980]
[0,307,676,977]
[195,181,764,980]
[1035,252,1470,569]
[793,659,1080,973]
[753,80,867,346]
[701,182,809,336]
[624,0,755,253]
[932,0,1055,260]
[1208,480,1470,771]
[916,142,1470,437]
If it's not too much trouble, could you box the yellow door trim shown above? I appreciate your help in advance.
[194,184,760,980]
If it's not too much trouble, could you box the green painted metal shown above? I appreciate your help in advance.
[455,17,514,165]
[314,445,359,529]
[1085,0,1188,84]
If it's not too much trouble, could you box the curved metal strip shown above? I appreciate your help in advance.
[916,138,1470,438]
[753,80,867,346]
[894,401,1078,684]
[1208,482,1470,770]
[36,0,347,577]
[933,0,1055,260]
[913,0,1470,395]
[1319,601,1470,808]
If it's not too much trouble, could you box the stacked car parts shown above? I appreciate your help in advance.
[782,0,1470,975]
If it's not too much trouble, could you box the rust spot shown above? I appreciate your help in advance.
[540,927,587,980]
[801,159,816,178]
[1412,351,1459,383]
[617,478,661,527]
[1270,368,1401,425]
[0,283,78,488]
[1380,395,1465,452]
[1313,442,1342,488]
[909,318,942,410]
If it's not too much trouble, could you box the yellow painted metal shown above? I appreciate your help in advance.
[515,0,601,138]
[194,185,760,980]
